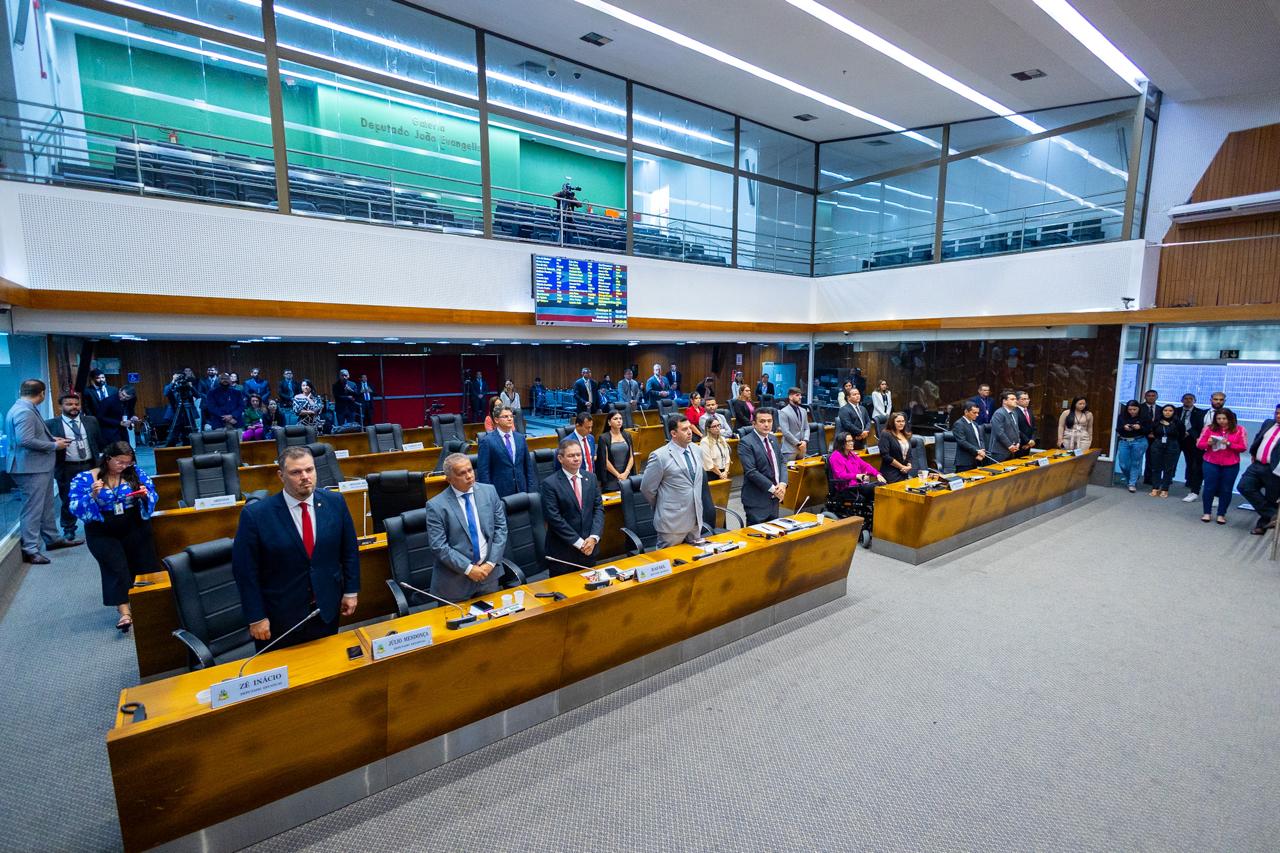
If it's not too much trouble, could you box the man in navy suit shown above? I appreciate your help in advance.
[476,406,536,498]
[572,367,601,414]
[560,412,597,479]
[666,363,682,395]
[232,446,360,650]
[969,384,995,426]
[539,437,604,575]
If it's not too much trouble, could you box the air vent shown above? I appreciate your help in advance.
[862,138,890,146]
[1010,68,1047,81]
[793,113,818,122]
[580,32,612,46]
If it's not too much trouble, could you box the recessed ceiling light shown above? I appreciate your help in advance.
[1031,0,1146,90]
[327,341,340,344]
[438,340,450,344]
[383,336,400,341]
[350,339,366,344]
[580,31,612,46]
[1010,68,1047,81]
[735,341,747,344]
[530,342,541,347]
[793,113,817,122]
[263,335,282,340]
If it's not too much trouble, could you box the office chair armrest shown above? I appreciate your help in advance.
[385,578,410,619]
[242,489,269,504]
[822,511,840,521]
[715,505,745,530]
[620,527,644,556]
[499,558,527,588]
[700,522,715,537]
[178,500,189,509]
[172,629,215,670]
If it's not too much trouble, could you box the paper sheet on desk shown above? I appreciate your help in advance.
[751,522,785,536]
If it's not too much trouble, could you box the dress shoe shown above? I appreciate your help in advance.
[47,538,83,550]
[21,552,51,565]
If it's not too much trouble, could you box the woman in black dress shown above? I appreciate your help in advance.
[595,409,635,492]
[878,412,915,484]
[1148,403,1184,498]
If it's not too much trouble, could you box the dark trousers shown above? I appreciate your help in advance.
[85,513,156,607]
[253,610,339,652]
[1201,461,1239,517]
[1150,439,1181,491]
[54,460,94,536]
[1180,440,1204,493]
[955,462,977,473]
[1143,439,1157,484]
[745,502,780,525]
[1237,463,1280,524]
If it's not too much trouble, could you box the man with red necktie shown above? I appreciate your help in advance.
[540,438,604,575]
[1015,390,1037,457]
[232,446,360,651]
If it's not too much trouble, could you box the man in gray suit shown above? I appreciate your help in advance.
[640,415,704,548]
[5,380,79,563]
[425,453,509,602]
[776,386,810,464]
[738,409,789,524]
[986,390,1023,463]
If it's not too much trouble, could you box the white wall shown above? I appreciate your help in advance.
[1145,88,1280,241]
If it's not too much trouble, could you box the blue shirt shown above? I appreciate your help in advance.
[68,469,159,523]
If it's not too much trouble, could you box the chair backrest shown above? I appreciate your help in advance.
[305,442,344,488]
[177,452,241,507]
[604,401,634,429]
[366,423,404,453]
[190,428,241,464]
[432,438,470,474]
[656,399,677,425]
[164,538,253,665]
[531,447,558,483]
[555,425,573,441]
[618,475,658,551]
[384,508,435,608]
[807,421,827,457]
[366,470,426,534]
[501,491,547,581]
[274,424,317,456]
[908,435,928,471]
[936,432,956,473]
[511,408,527,434]
[431,413,466,446]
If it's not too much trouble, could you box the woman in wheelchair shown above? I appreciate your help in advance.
[829,431,885,504]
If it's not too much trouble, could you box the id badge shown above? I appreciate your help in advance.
[114,501,124,516]
[1161,436,1167,444]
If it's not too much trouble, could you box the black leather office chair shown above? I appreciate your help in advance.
[604,401,634,429]
[430,439,470,474]
[366,423,404,453]
[164,538,253,670]
[555,425,573,441]
[656,399,677,427]
[305,442,344,488]
[511,408,527,434]
[274,424,317,456]
[190,428,241,465]
[501,491,547,583]
[909,435,928,472]
[936,431,956,473]
[806,421,827,457]
[177,452,241,508]
[618,475,658,556]
[431,413,466,447]
[366,470,426,534]
[384,508,436,617]
[531,447,558,483]
[701,476,745,534]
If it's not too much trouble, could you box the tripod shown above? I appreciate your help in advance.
[165,397,201,447]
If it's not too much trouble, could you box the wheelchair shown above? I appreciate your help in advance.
[823,455,876,548]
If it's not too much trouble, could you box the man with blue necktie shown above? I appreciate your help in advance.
[426,454,508,602]
[476,406,536,498]
[640,415,705,548]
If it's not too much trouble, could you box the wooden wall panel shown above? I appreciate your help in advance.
[1157,122,1280,309]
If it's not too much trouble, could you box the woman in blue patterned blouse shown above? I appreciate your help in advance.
[69,441,159,632]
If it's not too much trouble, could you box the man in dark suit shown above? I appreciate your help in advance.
[1015,391,1037,457]
[94,386,129,443]
[425,453,508,602]
[232,446,360,650]
[476,406,536,498]
[1139,388,1160,485]
[197,365,220,400]
[951,402,987,472]
[1239,403,1280,535]
[738,409,788,524]
[851,368,867,397]
[755,374,775,400]
[560,413,598,478]
[986,390,1022,462]
[837,382,872,450]
[332,369,359,426]
[644,363,671,408]
[969,384,995,425]
[695,375,715,400]
[278,369,299,403]
[540,437,604,575]
[471,370,489,421]
[357,374,376,424]
[666,363,682,395]
[572,367,600,414]
[81,369,116,420]
[47,392,102,541]
[1177,393,1208,502]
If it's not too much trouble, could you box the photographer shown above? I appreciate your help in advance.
[163,369,200,446]
[553,179,583,240]
[68,441,159,633]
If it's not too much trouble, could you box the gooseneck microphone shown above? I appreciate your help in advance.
[239,608,320,677]
[397,581,477,630]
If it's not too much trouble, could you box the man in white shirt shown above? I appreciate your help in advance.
[45,392,100,543]
[539,438,604,573]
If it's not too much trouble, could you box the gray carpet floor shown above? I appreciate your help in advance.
[1,484,1277,852]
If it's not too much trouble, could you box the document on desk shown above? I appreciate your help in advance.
[751,522,785,536]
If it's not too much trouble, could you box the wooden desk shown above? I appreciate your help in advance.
[108,514,860,852]
[130,478,730,678]
[873,449,1098,563]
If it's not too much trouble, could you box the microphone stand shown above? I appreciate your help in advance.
[239,608,320,677]
[398,581,478,630]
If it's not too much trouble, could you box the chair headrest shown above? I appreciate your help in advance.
[373,423,394,434]
[306,442,330,458]
[192,452,229,467]
[184,538,234,570]
[503,492,533,513]
[369,470,411,489]
[398,507,429,533]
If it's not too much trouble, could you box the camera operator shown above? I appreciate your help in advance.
[553,179,583,240]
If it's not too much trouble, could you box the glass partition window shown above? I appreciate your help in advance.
[484,35,625,139]
[94,0,264,38]
[632,86,735,167]
[279,61,481,228]
[940,116,1129,259]
[739,119,815,187]
[737,179,813,275]
[1154,324,1280,361]
[488,115,626,249]
[633,155,733,265]
[818,129,942,191]
[944,97,1137,154]
[815,167,938,274]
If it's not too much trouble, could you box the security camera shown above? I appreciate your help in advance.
[573,69,583,80]
[546,59,558,79]
[842,330,849,337]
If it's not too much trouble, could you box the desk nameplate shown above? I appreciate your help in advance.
[209,666,289,709]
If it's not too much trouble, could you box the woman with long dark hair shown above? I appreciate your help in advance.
[1148,403,1184,497]
[1057,396,1093,451]
[1115,400,1147,493]
[1196,407,1247,524]
[596,409,635,492]
[878,412,914,484]
[68,441,159,632]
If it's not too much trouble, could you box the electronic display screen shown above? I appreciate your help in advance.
[532,254,628,328]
